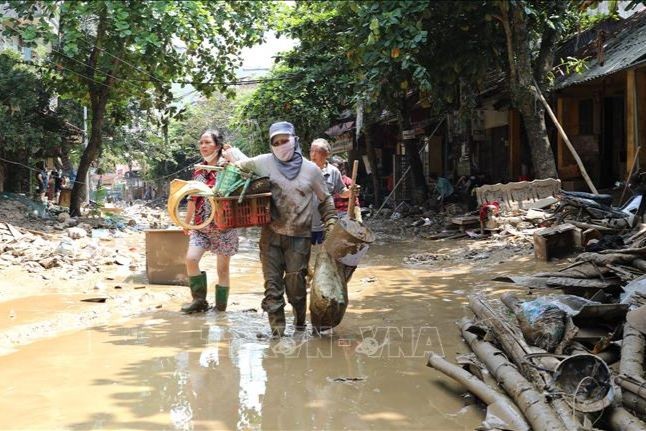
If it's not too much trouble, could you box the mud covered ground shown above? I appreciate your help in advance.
[0,214,557,430]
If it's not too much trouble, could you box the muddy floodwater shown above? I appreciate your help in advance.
[0,234,550,430]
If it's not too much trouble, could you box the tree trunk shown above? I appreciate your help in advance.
[427,352,530,431]
[399,98,427,204]
[516,95,558,178]
[620,324,645,378]
[69,96,108,216]
[364,125,381,205]
[501,1,559,179]
[607,407,646,431]
[469,295,582,429]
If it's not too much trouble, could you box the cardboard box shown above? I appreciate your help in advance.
[145,229,188,285]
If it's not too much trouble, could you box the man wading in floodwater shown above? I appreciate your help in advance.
[235,122,338,337]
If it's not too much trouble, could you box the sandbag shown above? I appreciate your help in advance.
[310,250,348,331]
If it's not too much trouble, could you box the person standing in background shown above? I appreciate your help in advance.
[36,163,48,203]
[308,139,354,243]
[330,155,360,217]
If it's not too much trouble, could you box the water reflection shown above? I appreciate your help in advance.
[232,341,268,430]
[170,351,193,431]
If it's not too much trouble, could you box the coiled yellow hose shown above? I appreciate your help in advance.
[167,179,216,230]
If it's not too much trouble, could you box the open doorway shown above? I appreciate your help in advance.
[600,96,625,188]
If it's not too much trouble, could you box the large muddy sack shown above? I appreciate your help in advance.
[310,250,348,331]
[324,218,375,260]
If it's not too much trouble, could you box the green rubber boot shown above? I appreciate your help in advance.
[215,284,230,312]
[181,272,209,313]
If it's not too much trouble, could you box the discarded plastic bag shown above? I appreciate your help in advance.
[517,298,567,352]
[310,250,347,331]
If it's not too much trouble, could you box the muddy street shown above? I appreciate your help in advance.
[0,228,550,430]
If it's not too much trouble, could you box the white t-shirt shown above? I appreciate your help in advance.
[311,163,346,232]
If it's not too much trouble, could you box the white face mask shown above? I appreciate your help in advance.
[271,137,295,162]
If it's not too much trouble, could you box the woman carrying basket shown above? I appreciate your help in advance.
[182,129,247,314]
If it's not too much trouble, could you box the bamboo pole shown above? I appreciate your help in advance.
[427,353,530,431]
[620,324,645,379]
[460,320,567,431]
[607,406,646,431]
[468,295,581,429]
[616,375,646,398]
[533,79,599,194]
[621,146,642,205]
[622,391,646,419]
[348,160,360,221]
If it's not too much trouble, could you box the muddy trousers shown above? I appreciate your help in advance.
[259,227,311,334]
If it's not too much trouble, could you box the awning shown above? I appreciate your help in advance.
[555,12,646,90]
[324,121,355,137]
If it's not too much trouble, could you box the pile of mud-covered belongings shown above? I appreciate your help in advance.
[419,177,645,244]
[427,223,646,430]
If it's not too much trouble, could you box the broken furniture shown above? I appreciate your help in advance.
[474,178,561,214]
[533,223,579,261]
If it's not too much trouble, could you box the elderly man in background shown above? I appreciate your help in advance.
[309,138,355,244]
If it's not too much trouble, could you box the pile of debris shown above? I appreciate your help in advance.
[0,221,137,278]
[428,227,646,430]
[368,202,468,240]
[402,238,532,267]
[120,200,171,230]
[1,192,171,232]
[0,193,50,230]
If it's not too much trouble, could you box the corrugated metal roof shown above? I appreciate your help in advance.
[555,12,646,89]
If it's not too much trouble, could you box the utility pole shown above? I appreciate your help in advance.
[83,106,89,203]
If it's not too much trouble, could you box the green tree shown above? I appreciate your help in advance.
[146,90,252,183]
[239,0,639,192]
[4,0,271,215]
[236,1,357,155]
[341,0,437,203]
[0,49,78,192]
[420,0,642,179]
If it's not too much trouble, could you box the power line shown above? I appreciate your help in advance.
[0,153,202,186]
[37,57,150,101]
[146,157,202,182]
[75,35,167,87]
[0,155,42,173]
[60,35,303,87]
[42,58,136,94]
[50,47,132,87]
[0,156,90,185]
